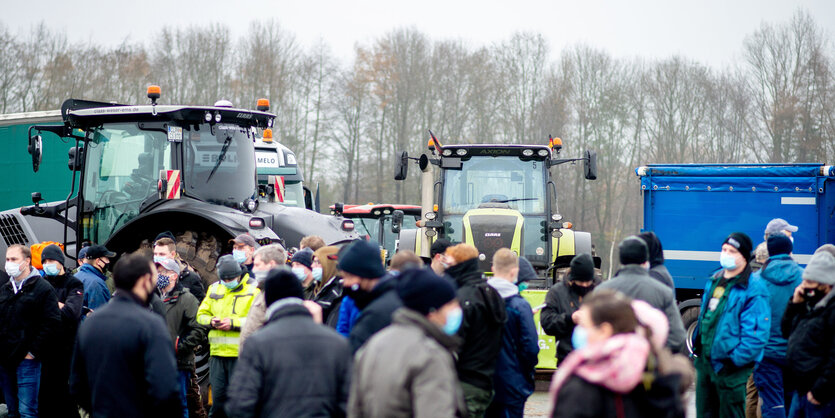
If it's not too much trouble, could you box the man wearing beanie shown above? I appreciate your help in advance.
[750,233,803,417]
[349,268,467,417]
[39,245,85,418]
[694,232,770,418]
[781,249,835,416]
[596,236,685,352]
[338,240,402,353]
[486,249,539,418]
[226,269,351,417]
[196,255,260,418]
[541,252,600,364]
[443,243,507,418]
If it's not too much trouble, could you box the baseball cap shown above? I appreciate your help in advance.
[765,218,798,237]
[155,257,182,275]
[230,233,259,248]
[85,245,116,259]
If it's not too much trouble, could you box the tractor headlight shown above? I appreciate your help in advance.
[538,149,550,157]
[425,212,436,220]
[455,148,467,156]
[442,149,453,156]
[522,149,534,157]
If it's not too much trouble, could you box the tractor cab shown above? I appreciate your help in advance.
[395,134,599,283]
[331,203,421,263]
[254,130,311,210]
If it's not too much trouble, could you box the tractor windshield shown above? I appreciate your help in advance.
[83,123,172,244]
[442,156,546,215]
[183,123,257,205]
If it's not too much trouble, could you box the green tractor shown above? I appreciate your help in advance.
[394,133,599,287]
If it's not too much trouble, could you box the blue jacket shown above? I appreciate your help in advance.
[75,264,111,312]
[336,296,360,337]
[488,278,539,403]
[695,269,770,373]
[751,254,803,359]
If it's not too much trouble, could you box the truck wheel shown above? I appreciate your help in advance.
[681,306,700,356]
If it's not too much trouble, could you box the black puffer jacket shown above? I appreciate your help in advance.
[179,266,206,303]
[226,303,352,417]
[553,374,683,418]
[161,282,206,371]
[314,275,343,328]
[0,272,61,367]
[348,276,402,353]
[541,280,599,362]
[781,290,835,403]
[43,272,84,354]
[447,258,507,391]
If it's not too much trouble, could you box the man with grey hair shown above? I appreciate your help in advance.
[239,244,288,348]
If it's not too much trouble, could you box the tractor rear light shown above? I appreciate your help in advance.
[342,220,355,231]
[249,218,265,229]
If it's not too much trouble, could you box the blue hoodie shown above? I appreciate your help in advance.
[752,254,803,359]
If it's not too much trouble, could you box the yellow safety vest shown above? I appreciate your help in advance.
[196,276,259,357]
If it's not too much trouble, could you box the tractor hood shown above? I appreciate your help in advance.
[259,202,359,248]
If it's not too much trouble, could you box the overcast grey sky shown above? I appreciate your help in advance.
[4,0,834,68]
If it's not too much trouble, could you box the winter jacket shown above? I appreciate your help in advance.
[597,265,685,352]
[693,269,770,373]
[649,265,676,291]
[348,277,402,353]
[239,292,266,350]
[553,374,682,418]
[226,301,352,418]
[487,278,539,403]
[781,290,835,403]
[644,232,676,290]
[751,254,803,359]
[336,296,360,337]
[196,278,260,357]
[541,280,599,362]
[314,275,343,327]
[75,263,111,312]
[70,293,181,418]
[178,266,206,304]
[447,258,507,391]
[0,271,61,367]
[349,308,467,418]
[43,272,84,354]
[161,283,205,371]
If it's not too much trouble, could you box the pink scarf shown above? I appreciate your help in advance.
[548,333,650,416]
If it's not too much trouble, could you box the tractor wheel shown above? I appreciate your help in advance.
[681,306,700,356]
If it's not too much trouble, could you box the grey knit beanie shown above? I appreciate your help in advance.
[802,251,835,285]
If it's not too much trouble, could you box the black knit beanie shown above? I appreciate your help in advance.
[619,236,649,265]
[264,269,305,306]
[397,268,456,315]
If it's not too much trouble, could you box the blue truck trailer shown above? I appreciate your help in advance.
[636,163,835,353]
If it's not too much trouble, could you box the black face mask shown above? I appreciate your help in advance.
[344,284,374,310]
[803,287,827,306]
[569,282,595,297]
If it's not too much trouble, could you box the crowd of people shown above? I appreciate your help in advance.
[0,217,832,418]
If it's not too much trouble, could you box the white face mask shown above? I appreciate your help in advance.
[5,261,22,278]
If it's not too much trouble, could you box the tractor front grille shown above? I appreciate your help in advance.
[0,214,28,246]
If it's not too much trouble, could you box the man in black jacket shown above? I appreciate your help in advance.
[339,240,402,353]
[0,244,61,418]
[443,243,507,418]
[781,250,835,416]
[226,269,352,417]
[39,244,84,418]
[70,253,181,418]
[541,253,599,364]
[157,257,206,418]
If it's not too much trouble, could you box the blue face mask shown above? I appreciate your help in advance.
[442,307,463,335]
[312,267,323,282]
[222,279,239,290]
[719,253,738,270]
[43,263,61,276]
[156,274,170,290]
[571,325,589,350]
[153,255,167,263]
[292,267,307,281]
[232,249,248,264]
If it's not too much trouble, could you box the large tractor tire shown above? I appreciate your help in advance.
[681,306,700,356]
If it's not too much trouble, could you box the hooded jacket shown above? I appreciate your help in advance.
[446,258,507,391]
[751,254,803,359]
[781,289,835,403]
[487,277,539,403]
[75,263,111,312]
[597,265,685,352]
[348,276,402,353]
[642,233,676,290]
[226,301,352,418]
[0,271,61,367]
[349,308,467,418]
[693,269,770,373]
[161,282,206,371]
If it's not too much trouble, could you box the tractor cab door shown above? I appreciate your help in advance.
[82,123,172,244]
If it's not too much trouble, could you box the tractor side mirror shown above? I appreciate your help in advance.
[333,202,345,216]
[584,150,598,180]
[391,210,404,234]
[28,135,43,173]
[394,151,409,181]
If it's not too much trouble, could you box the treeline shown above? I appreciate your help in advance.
[2,11,833,273]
